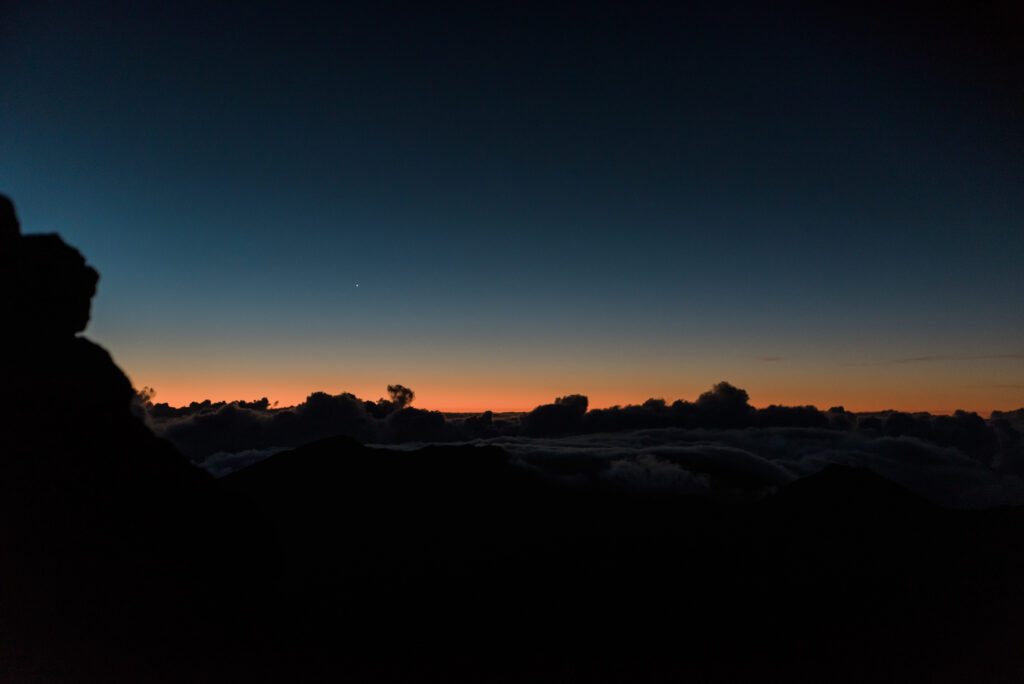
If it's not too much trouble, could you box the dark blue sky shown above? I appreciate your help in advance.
[2,1,1021,411]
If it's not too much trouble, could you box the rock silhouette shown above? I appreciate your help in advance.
[0,196,276,682]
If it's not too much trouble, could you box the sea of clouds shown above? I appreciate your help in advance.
[139,382,1024,510]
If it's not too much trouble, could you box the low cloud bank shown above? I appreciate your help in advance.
[479,427,1024,509]
[138,382,1024,508]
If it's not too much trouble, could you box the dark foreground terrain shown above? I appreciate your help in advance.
[218,438,1024,683]
[3,195,1023,682]
[7,434,1024,683]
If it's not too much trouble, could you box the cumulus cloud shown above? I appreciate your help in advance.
[387,384,415,409]
[844,353,1024,366]
[520,394,589,437]
[138,381,1024,508]
[144,387,459,463]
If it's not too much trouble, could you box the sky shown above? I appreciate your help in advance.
[2,1,1022,413]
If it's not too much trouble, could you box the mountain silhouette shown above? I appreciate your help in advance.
[0,196,278,682]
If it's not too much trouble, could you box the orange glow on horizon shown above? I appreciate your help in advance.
[136,382,1021,417]
[106,324,1024,420]
[116,345,1024,419]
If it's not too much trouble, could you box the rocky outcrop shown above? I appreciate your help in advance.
[0,196,277,682]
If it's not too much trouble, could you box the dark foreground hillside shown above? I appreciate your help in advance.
[2,195,1023,683]
[9,430,1024,682]
[0,196,280,682]
[218,438,1024,683]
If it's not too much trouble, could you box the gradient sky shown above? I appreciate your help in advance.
[2,1,1022,413]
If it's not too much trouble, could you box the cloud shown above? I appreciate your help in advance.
[467,425,1024,508]
[137,379,1024,508]
[604,456,713,496]
[642,445,794,487]
[201,447,284,477]
[890,354,1024,364]
[844,353,1024,366]
[387,384,415,409]
[147,388,461,463]
[520,394,589,437]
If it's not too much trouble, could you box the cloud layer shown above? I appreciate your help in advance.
[139,382,1024,508]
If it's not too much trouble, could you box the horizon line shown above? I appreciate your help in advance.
[141,393,1023,418]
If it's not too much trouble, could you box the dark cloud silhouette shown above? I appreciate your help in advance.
[755,404,830,429]
[387,406,452,442]
[146,388,1024,507]
[520,393,589,437]
[145,384,464,463]
[140,376,1024,509]
[694,381,755,428]
[991,408,1024,426]
[387,383,415,408]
